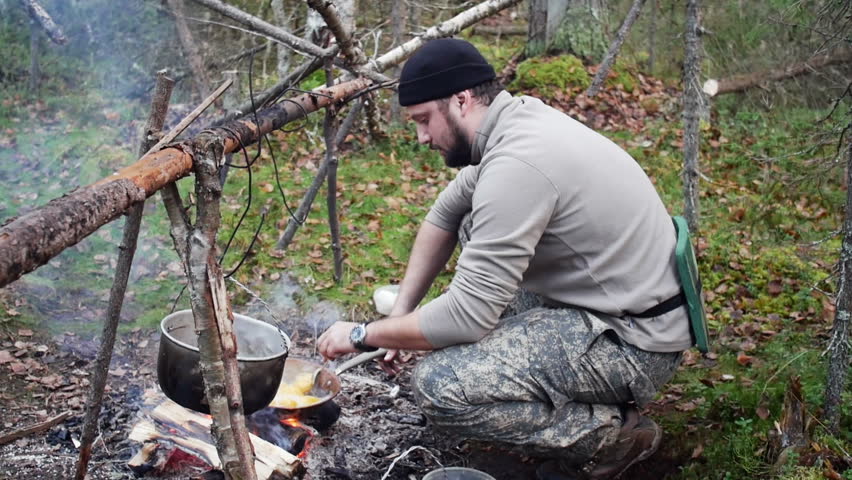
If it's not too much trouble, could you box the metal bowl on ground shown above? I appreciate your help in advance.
[422,467,496,480]
[158,309,290,415]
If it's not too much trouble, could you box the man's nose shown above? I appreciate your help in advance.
[416,127,430,145]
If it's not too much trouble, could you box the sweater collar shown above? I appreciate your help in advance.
[471,90,515,165]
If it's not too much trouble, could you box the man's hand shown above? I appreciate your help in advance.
[317,321,358,360]
[378,349,404,376]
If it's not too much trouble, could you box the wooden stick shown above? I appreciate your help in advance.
[144,78,233,156]
[586,0,646,97]
[322,63,344,283]
[0,411,70,446]
[184,135,257,480]
[73,70,175,480]
[274,99,364,251]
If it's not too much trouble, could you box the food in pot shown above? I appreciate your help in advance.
[269,372,321,409]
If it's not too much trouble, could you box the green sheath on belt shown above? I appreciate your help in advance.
[673,216,710,353]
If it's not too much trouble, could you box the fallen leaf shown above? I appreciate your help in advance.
[9,361,27,374]
[0,350,13,364]
[756,405,770,420]
[721,374,735,382]
[39,374,63,389]
[767,280,783,296]
[736,352,754,367]
[691,443,704,458]
[18,329,33,337]
[6,308,19,317]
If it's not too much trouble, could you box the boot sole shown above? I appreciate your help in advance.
[612,421,662,479]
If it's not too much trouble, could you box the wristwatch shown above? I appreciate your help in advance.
[349,323,378,352]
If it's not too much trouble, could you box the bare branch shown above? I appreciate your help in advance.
[19,0,66,45]
[190,0,334,60]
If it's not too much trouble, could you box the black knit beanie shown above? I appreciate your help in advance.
[398,38,496,107]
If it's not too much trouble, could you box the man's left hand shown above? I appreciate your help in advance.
[317,321,358,360]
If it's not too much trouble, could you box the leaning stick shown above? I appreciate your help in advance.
[144,78,233,156]
[0,411,71,446]
[586,0,646,97]
[274,99,364,251]
[74,71,175,480]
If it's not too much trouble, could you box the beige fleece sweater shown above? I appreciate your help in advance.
[418,91,692,352]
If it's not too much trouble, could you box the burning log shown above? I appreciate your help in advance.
[129,401,303,479]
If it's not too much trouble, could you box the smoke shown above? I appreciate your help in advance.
[0,0,197,340]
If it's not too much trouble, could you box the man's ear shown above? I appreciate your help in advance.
[456,90,474,115]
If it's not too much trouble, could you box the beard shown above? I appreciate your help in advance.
[441,114,474,168]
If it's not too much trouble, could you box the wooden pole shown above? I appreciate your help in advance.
[73,71,176,480]
[274,99,363,251]
[182,134,257,480]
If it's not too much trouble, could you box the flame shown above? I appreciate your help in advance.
[279,416,315,459]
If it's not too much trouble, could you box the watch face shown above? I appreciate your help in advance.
[350,324,366,345]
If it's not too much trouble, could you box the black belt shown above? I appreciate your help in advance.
[629,291,686,318]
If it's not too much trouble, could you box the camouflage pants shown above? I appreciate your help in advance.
[410,216,683,464]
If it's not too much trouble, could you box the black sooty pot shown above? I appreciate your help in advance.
[158,309,290,415]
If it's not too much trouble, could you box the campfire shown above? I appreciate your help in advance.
[127,391,341,479]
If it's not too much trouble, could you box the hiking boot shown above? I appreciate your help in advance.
[580,408,662,479]
[535,408,661,480]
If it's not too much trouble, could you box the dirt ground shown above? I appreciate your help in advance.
[0,276,687,480]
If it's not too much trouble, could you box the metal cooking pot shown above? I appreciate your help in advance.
[158,309,290,415]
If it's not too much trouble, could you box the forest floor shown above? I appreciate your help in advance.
[0,274,690,480]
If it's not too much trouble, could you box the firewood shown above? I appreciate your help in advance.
[0,411,70,446]
[129,401,302,480]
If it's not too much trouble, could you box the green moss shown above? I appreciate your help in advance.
[509,55,591,95]
[606,61,638,92]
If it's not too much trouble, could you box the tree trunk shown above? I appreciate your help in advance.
[0,78,370,289]
[270,0,292,78]
[28,19,39,92]
[682,0,702,233]
[647,0,657,73]
[824,139,852,433]
[389,0,408,123]
[167,0,212,100]
[547,0,608,61]
[526,0,548,57]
